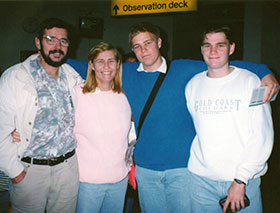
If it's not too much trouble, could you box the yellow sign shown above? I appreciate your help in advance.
[111,0,197,16]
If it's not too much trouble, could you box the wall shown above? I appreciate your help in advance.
[0,1,173,73]
[243,2,263,62]
[172,2,245,60]
[1,1,279,74]
[261,2,280,75]
[260,4,280,211]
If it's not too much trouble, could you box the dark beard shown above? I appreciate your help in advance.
[39,44,67,67]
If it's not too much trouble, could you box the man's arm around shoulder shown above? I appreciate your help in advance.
[230,60,279,102]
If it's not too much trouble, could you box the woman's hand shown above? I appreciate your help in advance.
[12,129,21,142]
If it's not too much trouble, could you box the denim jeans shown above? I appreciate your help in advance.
[189,171,262,213]
[135,166,191,213]
[76,176,128,213]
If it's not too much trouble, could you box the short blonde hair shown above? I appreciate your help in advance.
[83,42,123,94]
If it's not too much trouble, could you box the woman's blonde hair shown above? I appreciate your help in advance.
[82,42,123,94]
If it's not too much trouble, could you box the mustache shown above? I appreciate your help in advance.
[49,49,64,55]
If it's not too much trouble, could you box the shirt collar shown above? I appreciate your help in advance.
[33,56,64,81]
[137,56,167,74]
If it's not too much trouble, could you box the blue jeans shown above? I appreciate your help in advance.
[189,171,262,213]
[135,166,191,213]
[76,176,128,213]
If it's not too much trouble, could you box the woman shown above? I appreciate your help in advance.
[75,42,131,212]
[12,42,132,213]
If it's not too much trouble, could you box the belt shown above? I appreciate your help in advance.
[21,150,75,166]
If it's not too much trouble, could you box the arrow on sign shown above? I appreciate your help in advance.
[113,5,119,15]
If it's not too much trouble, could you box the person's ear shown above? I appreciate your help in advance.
[116,60,121,69]
[229,42,235,56]
[157,37,162,49]
[35,37,41,50]
[89,61,95,71]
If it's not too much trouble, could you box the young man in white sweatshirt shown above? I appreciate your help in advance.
[185,26,274,213]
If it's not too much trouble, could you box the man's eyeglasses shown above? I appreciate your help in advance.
[43,35,70,47]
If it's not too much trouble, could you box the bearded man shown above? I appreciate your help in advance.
[0,18,82,213]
